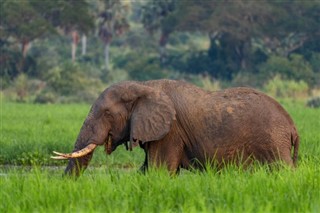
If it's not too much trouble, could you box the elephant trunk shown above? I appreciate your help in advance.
[64,116,96,176]
[64,152,94,176]
[52,108,111,177]
[62,139,97,176]
[51,112,100,176]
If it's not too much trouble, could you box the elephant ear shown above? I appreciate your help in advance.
[128,84,176,145]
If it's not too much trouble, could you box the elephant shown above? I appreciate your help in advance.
[51,79,300,176]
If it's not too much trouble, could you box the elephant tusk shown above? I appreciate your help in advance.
[50,155,68,160]
[51,143,97,160]
[52,151,68,156]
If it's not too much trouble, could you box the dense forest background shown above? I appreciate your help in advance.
[1,0,320,104]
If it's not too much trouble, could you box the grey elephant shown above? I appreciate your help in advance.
[52,79,300,176]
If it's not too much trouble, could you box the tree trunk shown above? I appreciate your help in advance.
[104,43,110,70]
[71,31,79,62]
[18,40,30,73]
[159,32,169,65]
[71,42,76,62]
[82,35,87,55]
[22,41,30,58]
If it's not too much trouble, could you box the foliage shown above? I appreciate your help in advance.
[198,76,221,92]
[12,74,30,102]
[0,0,55,43]
[43,62,104,103]
[141,0,320,85]
[259,54,315,86]
[140,0,177,34]
[231,71,263,88]
[0,0,94,73]
[263,75,309,99]
[113,50,170,81]
[96,0,130,39]
[93,0,131,69]
[2,74,46,102]
[0,43,23,82]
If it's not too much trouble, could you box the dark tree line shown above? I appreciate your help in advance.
[1,0,319,102]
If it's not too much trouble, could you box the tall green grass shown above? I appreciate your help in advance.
[1,101,320,212]
[1,163,319,212]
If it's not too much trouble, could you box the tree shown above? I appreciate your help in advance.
[29,0,94,62]
[141,0,177,63]
[261,0,320,57]
[0,0,94,73]
[95,0,130,70]
[141,0,320,80]
[0,0,55,73]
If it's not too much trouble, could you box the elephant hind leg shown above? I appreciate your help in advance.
[251,145,294,168]
[278,148,295,167]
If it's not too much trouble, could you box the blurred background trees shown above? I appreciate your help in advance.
[1,0,319,103]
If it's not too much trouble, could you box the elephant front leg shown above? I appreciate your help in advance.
[147,140,183,175]
[139,148,148,174]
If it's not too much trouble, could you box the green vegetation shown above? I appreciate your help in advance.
[1,164,319,213]
[0,101,319,212]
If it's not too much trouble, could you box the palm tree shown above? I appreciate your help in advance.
[96,0,130,70]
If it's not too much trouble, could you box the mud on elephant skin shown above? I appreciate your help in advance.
[51,79,300,176]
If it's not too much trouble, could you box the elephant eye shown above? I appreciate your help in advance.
[104,110,111,116]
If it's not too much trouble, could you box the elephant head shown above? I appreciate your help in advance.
[51,81,176,176]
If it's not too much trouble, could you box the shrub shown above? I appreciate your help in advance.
[259,54,315,86]
[3,74,46,102]
[104,69,130,84]
[263,75,309,99]
[113,51,170,81]
[34,89,57,104]
[44,62,104,103]
[307,97,320,108]
[200,76,221,92]
[13,74,29,102]
[231,71,264,88]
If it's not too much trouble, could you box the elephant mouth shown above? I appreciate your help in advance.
[105,135,113,155]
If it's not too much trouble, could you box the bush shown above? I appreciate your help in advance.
[13,74,29,102]
[263,75,309,99]
[34,89,57,104]
[113,51,170,81]
[259,54,315,86]
[3,74,46,102]
[231,71,264,88]
[307,97,320,108]
[44,62,104,103]
[104,69,130,84]
[199,76,221,92]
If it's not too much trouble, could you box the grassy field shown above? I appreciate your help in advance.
[1,101,320,212]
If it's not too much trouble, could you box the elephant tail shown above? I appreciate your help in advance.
[291,131,300,167]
